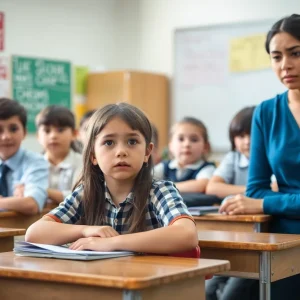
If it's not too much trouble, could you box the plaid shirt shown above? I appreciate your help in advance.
[47,180,193,234]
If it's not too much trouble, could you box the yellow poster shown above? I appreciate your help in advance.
[230,34,270,72]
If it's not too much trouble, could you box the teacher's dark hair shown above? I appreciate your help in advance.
[265,14,300,54]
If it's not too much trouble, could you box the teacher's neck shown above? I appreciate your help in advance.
[288,89,300,104]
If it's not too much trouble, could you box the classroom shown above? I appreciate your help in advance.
[0,1,300,299]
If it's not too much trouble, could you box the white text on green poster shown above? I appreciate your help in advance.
[12,56,71,132]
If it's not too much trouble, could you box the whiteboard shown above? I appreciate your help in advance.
[174,20,286,152]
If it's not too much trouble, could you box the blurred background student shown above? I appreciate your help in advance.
[0,98,48,214]
[154,117,215,193]
[206,106,255,199]
[36,105,82,205]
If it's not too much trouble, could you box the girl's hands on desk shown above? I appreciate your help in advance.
[82,226,119,238]
[70,237,116,251]
[219,194,263,215]
[71,226,120,251]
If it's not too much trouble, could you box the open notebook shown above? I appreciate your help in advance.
[14,241,134,261]
[188,206,219,216]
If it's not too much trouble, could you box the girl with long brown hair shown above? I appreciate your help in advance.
[26,103,197,254]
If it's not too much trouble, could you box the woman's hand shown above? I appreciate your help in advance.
[82,226,119,238]
[219,194,264,215]
[70,237,117,251]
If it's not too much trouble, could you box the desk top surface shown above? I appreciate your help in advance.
[0,227,25,237]
[198,230,300,251]
[194,214,271,223]
[0,207,52,218]
[0,252,229,289]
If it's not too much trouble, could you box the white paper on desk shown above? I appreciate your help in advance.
[15,241,133,256]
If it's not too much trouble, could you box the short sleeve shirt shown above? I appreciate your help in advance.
[213,151,249,185]
[47,180,194,234]
[46,150,83,199]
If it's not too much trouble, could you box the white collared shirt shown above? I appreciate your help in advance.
[46,150,83,199]
[213,151,249,185]
[154,159,215,181]
[214,151,276,186]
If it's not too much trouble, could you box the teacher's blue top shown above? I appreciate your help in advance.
[246,91,300,234]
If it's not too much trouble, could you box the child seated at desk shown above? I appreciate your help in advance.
[26,103,197,254]
[206,106,255,199]
[36,106,82,205]
[0,98,48,214]
[154,117,215,193]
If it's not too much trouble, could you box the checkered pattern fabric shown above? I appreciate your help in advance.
[47,180,193,234]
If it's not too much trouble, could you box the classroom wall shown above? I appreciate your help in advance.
[135,0,300,76]
[1,0,119,67]
[133,0,300,157]
[1,0,137,151]
[2,0,300,155]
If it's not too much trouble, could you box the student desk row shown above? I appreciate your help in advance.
[0,253,229,300]
[0,228,25,252]
[1,227,300,300]
[198,230,300,300]
[1,204,271,233]
[194,213,271,232]
[0,207,53,229]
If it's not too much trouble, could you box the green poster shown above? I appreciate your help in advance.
[12,55,72,132]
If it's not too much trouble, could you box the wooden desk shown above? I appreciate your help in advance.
[194,214,271,232]
[0,207,52,229]
[0,252,229,300]
[0,228,25,252]
[198,230,300,300]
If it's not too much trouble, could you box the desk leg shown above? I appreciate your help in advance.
[255,223,262,232]
[123,290,141,300]
[259,251,271,300]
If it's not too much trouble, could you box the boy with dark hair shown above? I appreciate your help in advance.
[0,98,48,214]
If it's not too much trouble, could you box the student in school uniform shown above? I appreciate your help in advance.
[206,106,255,199]
[0,98,48,214]
[36,106,83,205]
[219,14,300,300]
[154,117,215,193]
[25,103,198,254]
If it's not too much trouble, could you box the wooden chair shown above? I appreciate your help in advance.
[169,246,212,279]
[169,245,201,258]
